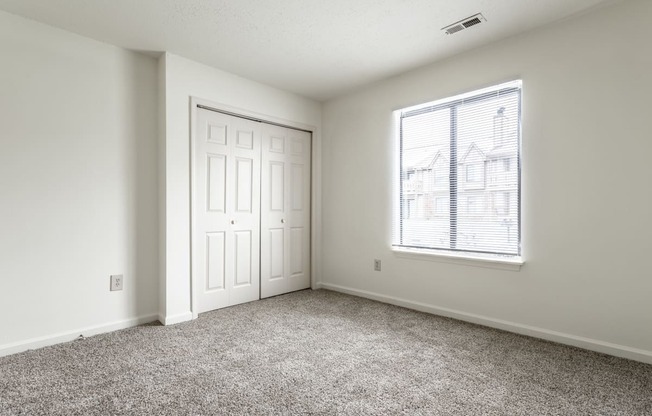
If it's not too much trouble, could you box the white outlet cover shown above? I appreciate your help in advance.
[110,274,123,291]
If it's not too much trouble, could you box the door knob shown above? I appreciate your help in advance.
[281,219,285,224]
[230,220,236,225]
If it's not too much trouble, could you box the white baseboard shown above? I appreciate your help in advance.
[320,282,652,365]
[0,314,159,358]
[158,311,193,326]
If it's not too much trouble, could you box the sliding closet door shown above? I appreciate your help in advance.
[260,124,311,298]
[194,108,261,313]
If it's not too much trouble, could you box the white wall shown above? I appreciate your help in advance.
[0,11,159,354]
[321,0,652,363]
[160,53,322,323]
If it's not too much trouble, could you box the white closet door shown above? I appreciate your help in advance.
[260,124,311,298]
[194,108,261,313]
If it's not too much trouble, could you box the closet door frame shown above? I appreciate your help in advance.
[189,97,317,319]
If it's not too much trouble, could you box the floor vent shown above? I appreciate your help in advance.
[443,13,486,35]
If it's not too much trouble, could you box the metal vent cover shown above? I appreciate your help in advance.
[446,24,465,35]
[443,13,486,35]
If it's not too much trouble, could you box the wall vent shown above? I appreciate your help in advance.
[442,13,486,35]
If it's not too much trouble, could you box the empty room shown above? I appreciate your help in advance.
[1,0,651,414]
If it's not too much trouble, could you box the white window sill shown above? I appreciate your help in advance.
[392,247,523,271]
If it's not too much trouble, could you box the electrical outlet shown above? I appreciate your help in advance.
[374,259,381,272]
[110,274,123,291]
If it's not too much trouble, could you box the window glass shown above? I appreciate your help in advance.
[395,81,521,257]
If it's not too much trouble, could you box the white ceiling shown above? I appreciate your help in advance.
[0,0,615,101]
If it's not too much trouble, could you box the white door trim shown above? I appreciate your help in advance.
[189,96,321,319]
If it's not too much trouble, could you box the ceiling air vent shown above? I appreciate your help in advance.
[442,13,486,35]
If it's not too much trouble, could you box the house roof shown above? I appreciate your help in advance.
[459,143,486,164]
[403,147,450,170]
[486,145,514,159]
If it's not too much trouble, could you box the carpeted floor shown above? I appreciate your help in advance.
[0,290,650,415]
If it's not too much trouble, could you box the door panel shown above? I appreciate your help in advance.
[291,163,304,210]
[207,122,227,145]
[234,230,252,287]
[207,155,227,212]
[236,129,254,150]
[269,162,284,211]
[228,116,261,306]
[290,227,303,276]
[269,228,284,280]
[290,137,304,155]
[286,129,311,293]
[261,124,311,298]
[194,108,260,313]
[206,232,226,290]
[235,157,253,213]
[270,135,285,153]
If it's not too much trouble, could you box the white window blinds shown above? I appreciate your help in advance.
[394,81,522,257]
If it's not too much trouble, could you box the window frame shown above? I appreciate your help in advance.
[393,81,523,269]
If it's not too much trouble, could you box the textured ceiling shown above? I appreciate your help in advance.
[0,0,615,101]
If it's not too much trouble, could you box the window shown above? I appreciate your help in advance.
[435,197,449,215]
[407,198,416,219]
[493,191,510,216]
[433,159,449,186]
[488,157,513,185]
[395,81,521,258]
[466,196,484,215]
[465,163,484,184]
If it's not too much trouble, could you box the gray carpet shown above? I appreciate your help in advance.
[0,290,650,415]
